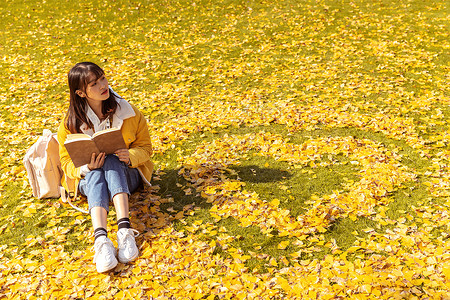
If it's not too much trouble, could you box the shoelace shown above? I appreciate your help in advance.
[119,229,140,247]
[129,228,140,238]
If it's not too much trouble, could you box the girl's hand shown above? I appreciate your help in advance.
[115,149,131,165]
[87,152,106,170]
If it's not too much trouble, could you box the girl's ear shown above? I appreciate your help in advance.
[76,90,86,98]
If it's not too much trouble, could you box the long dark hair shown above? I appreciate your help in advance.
[65,62,118,133]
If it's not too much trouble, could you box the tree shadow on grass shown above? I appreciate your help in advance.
[230,165,292,183]
[155,168,211,210]
[129,165,293,235]
[151,166,292,210]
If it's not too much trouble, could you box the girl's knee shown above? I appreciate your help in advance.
[103,154,122,168]
[84,168,106,183]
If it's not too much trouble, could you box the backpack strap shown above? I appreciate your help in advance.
[60,177,88,214]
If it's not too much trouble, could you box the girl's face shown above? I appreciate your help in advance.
[79,72,110,103]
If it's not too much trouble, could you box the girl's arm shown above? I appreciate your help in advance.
[57,121,82,180]
[127,106,153,167]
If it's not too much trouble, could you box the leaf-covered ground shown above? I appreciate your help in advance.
[1,0,449,298]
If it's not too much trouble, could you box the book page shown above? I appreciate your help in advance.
[92,127,120,138]
[65,133,91,141]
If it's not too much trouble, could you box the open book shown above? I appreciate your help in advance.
[64,127,126,167]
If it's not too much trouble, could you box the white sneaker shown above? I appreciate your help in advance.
[93,236,118,273]
[117,228,139,263]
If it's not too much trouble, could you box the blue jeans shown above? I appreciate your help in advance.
[78,155,142,213]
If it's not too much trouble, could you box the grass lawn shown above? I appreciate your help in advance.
[0,0,449,298]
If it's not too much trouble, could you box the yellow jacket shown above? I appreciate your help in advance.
[57,103,154,194]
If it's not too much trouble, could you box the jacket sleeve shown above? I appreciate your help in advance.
[57,121,82,180]
[128,106,153,168]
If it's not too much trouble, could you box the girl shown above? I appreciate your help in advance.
[57,62,153,273]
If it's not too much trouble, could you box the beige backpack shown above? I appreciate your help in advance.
[23,129,88,213]
[24,129,62,199]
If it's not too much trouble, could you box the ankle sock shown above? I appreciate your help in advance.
[117,217,131,230]
[94,227,108,241]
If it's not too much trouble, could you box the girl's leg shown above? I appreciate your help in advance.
[79,169,117,273]
[113,192,132,232]
[91,207,107,228]
[102,154,141,222]
[79,168,110,225]
[101,155,141,263]
[113,193,129,221]
[115,193,139,263]
[91,207,108,235]
[102,155,132,200]
[79,169,110,229]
